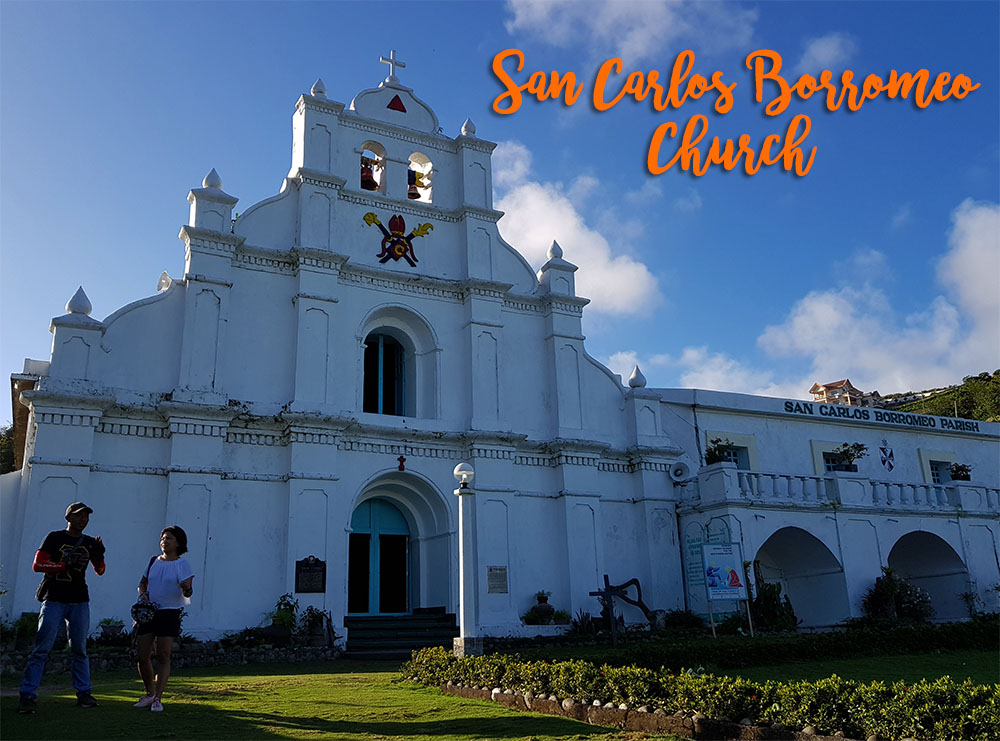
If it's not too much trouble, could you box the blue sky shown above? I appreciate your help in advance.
[1,1,997,423]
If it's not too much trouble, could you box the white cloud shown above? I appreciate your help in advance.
[676,347,776,393]
[504,0,757,64]
[673,188,703,212]
[756,201,999,394]
[624,179,663,206]
[493,141,663,318]
[937,199,1000,364]
[890,203,912,230]
[606,351,640,382]
[794,32,858,76]
[605,200,1000,397]
[492,141,533,190]
[605,350,672,384]
[849,249,889,276]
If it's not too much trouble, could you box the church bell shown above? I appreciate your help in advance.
[361,157,378,191]
[407,169,420,199]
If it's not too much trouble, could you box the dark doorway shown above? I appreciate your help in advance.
[347,534,371,614]
[348,498,410,614]
[379,534,409,613]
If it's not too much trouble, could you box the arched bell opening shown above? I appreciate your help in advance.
[407,152,433,202]
[360,141,386,192]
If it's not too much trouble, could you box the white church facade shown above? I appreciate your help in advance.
[3,58,998,641]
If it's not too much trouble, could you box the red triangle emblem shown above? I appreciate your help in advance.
[387,95,407,113]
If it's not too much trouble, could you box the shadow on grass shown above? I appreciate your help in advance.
[1,695,616,741]
[220,707,614,739]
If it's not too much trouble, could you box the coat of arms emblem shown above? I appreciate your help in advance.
[363,212,433,267]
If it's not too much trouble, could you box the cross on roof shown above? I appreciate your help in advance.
[380,49,406,81]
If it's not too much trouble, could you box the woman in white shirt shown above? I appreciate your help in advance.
[133,526,194,712]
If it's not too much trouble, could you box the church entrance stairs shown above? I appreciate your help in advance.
[343,607,459,660]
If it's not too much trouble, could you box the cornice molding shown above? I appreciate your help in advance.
[179,226,245,250]
[339,113,456,153]
[293,167,346,190]
[338,189,460,223]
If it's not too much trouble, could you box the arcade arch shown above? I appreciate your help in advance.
[754,526,850,628]
[888,531,969,622]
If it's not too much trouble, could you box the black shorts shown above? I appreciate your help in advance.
[137,609,182,638]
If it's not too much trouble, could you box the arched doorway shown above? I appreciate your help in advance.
[347,474,453,616]
[348,499,410,614]
[754,527,850,629]
[888,531,969,622]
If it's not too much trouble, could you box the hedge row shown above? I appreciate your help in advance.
[606,618,1000,671]
[403,646,1000,741]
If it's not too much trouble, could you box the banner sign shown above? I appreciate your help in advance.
[701,542,748,601]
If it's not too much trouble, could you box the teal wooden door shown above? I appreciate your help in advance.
[348,499,410,614]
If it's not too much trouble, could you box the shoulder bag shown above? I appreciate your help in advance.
[130,556,160,624]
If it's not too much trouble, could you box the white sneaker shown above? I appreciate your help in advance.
[151,698,164,712]
[134,695,155,708]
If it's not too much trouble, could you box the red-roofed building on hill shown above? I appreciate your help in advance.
[810,379,882,407]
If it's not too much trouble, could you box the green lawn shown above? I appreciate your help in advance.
[729,649,998,685]
[1,660,680,741]
[4,651,995,740]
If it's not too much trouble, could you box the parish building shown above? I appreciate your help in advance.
[3,57,998,647]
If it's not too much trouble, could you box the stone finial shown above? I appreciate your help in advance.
[66,286,93,316]
[202,168,223,190]
[461,118,477,136]
[628,365,647,388]
[157,271,172,292]
[188,169,237,231]
[311,78,327,97]
[547,240,563,259]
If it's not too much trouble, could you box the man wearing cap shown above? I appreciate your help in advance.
[18,502,106,714]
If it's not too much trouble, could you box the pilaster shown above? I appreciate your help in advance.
[463,282,509,430]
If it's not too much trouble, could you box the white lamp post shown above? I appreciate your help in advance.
[452,462,482,656]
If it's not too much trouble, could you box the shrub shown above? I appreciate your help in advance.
[14,612,38,646]
[404,648,1000,740]
[605,618,996,672]
[716,611,749,636]
[268,593,299,630]
[751,581,800,632]
[704,438,735,465]
[569,609,595,635]
[831,442,868,465]
[657,608,705,630]
[862,567,934,622]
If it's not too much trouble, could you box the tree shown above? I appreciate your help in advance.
[0,422,14,475]
[896,370,1000,422]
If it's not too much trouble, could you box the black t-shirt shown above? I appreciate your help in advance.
[38,530,104,603]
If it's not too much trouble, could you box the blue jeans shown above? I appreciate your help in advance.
[20,600,91,699]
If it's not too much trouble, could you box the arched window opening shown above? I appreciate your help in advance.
[359,308,438,419]
[407,152,433,203]
[364,332,408,415]
[361,141,386,192]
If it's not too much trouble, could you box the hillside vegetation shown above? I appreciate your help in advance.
[895,370,1000,422]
